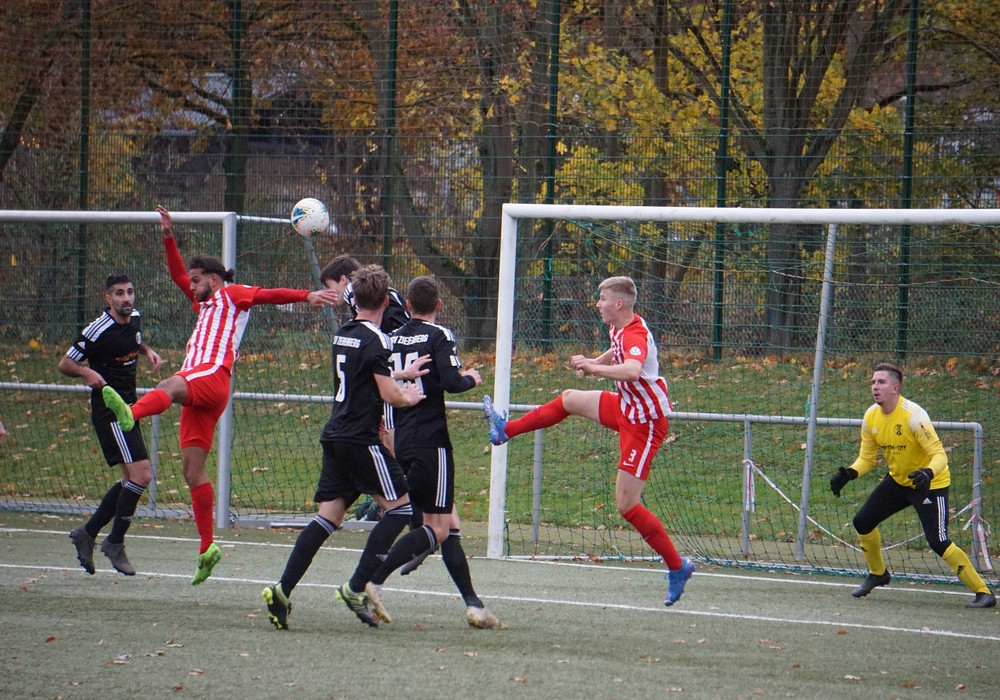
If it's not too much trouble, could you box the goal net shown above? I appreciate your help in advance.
[488,204,1000,585]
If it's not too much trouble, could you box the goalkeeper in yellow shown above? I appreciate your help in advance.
[830,362,996,607]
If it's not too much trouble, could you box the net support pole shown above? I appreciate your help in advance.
[215,213,239,528]
[971,424,986,571]
[796,223,838,560]
[148,414,160,508]
[532,429,544,542]
[741,418,753,557]
[488,206,520,557]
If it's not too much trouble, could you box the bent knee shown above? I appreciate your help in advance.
[852,515,875,535]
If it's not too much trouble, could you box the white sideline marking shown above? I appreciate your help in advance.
[4,527,998,643]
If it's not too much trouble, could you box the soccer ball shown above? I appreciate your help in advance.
[290,198,330,237]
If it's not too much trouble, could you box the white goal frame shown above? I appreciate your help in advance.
[488,204,1000,560]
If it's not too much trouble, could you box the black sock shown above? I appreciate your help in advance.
[107,480,146,544]
[410,506,424,531]
[371,525,437,585]
[279,515,336,595]
[86,480,124,538]
[441,529,482,607]
[349,505,410,592]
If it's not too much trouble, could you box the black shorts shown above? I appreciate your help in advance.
[92,406,149,467]
[315,440,409,506]
[853,473,951,555]
[396,446,454,515]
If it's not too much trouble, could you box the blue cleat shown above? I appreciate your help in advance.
[482,395,509,446]
[665,557,695,607]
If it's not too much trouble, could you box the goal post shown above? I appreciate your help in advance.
[488,203,1000,583]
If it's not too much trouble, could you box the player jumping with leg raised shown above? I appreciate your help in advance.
[483,275,695,607]
[103,206,339,585]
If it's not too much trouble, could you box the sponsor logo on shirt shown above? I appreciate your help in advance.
[335,336,361,348]
[394,334,429,346]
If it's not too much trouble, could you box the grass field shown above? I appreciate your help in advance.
[3,510,999,700]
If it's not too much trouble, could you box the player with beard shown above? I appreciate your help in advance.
[61,274,162,576]
[103,205,339,585]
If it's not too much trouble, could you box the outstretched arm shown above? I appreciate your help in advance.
[157,205,196,304]
[248,287,340,307]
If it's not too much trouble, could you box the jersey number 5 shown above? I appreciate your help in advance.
[334,354,347,402]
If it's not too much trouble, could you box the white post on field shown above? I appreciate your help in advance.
[487,207,520,558]
[214,212,239,528]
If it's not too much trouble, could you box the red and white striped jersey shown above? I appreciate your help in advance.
[164,237,309,373]
[179,285,255,372]
[609,313,671,423]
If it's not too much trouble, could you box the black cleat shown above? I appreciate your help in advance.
[69,526,96,575]
[335,583,378,628]
[262,584,292,629]
[100,539,136,575]
[851,571,891,598]
[965,592,997,609]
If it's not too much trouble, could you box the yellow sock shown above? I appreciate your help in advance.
[858,529,886,575]
[942,543,989,594]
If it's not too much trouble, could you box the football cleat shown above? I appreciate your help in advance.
[69,526,96,575]
[191,542,222,586]
[100,539,136,576]
[262,584,292,629]
[851,571,891,598]
[336,583,378,628]
[482,395,509,446]
[365,583,392,624]
[665,557,696,607]
[101,386,135,431]
[965,591,997,609]
[466,605,506,630]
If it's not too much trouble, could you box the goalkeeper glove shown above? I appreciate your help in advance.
[908,468,934,494]
[829,467,858,497]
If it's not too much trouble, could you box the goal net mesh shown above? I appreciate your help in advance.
[495,211,1000,583]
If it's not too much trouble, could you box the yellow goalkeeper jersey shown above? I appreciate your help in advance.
[849,396,950,489]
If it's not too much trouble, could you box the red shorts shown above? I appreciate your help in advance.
[176,365,231,451]
[598,391,668,480]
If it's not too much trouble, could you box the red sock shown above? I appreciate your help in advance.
[623,503,682,570]
[130,388,173,422]
[190,482,215,554]
[505,395,570,439]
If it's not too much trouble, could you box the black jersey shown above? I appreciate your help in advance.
[65,309,144,409]
[321,318,393,445]
[344,283,410,333]
[390,318,476,449]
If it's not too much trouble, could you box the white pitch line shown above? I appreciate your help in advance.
[4,527,995,635]
[2,561,998,643]
[1,526,983,597]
